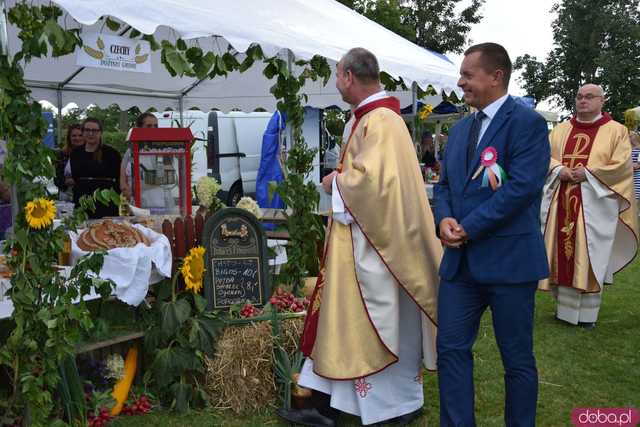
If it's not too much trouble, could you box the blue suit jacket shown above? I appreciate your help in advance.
[434,96,550,284]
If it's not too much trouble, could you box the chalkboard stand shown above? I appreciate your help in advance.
[202,208,271,311]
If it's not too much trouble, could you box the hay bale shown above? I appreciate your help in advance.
[204,317,305,413]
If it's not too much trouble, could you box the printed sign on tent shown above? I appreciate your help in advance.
[77,33,151,73]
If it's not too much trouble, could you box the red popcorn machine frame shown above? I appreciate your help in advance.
[128,128,193,216]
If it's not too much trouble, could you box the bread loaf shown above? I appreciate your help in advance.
[76,220,150,251]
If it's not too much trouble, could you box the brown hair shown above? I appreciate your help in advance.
[136,112,157,127]
[63,123,83,156]
[82,117,104,163]
[464,42,512,88]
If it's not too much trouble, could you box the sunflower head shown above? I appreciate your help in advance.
[181,246,206,293]
[25,198,56,230]
[418,104,434,120]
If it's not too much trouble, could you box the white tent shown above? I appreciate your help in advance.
[6,0,461,112]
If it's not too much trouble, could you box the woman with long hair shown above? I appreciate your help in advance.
[70,117,122,218]
[55,123,84,201]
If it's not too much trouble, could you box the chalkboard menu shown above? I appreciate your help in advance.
[202,208,270,309]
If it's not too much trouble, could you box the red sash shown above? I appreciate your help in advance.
[556,114,611,286]
[300,96,401,356]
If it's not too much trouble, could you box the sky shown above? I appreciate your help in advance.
[450,0,558,110]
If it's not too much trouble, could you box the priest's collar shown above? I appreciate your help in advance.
[576,113,603,124]
[357,90,388,109]
[571,112,611,129]
[353,92,400,120]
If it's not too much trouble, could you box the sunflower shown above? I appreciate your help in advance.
[25,198,56,230]
[418,104,434,121]
[181,246,206,293]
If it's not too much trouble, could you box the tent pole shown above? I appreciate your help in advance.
[56,89,63,148]
[178,96,184,126]
[434,121,442,161]
[411,81,418,146]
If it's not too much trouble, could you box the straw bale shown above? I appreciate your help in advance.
[204,317,304,413]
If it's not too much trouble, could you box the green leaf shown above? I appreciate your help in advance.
[188,315,222,356]
[176,38,187,51]
[142,34,160,51]
[105,17,121,32]
[43,19,65,49]
[0,75,14,90]
[160,299,191,336]
[170,382,192,413]
[144,326,165,352]
[129,29,142,39]
[165,49,187,76]
[150,347,178,387]
[263,62,278,79]
[185,46,203,62]
[193,294,207,313]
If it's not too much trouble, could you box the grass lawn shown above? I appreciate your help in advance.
[112,259,640,426]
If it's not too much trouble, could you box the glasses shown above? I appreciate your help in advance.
[575,94,602,101]
[82,128,101,134]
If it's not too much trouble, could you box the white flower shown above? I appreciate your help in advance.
[105,354,125,380]
[195,176,221,209]
[236,196,261,218]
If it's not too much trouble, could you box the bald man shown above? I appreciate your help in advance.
[539,84,638,328]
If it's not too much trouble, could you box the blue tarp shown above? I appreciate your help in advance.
[433,101,458,114]
[400,100,459,115]
[256,111,286,229]
[512,96,536,109]
[42,112,56,148]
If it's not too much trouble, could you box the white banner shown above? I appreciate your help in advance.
[77,33,151,73]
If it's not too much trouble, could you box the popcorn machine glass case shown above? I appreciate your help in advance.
[128,128,193,216]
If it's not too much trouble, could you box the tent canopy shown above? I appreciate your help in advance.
[7,0,461,112]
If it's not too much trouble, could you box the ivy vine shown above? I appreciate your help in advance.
[0,2,333,423]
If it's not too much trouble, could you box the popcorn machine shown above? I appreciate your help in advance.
[128,128,193,216]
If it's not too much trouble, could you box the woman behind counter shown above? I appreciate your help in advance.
[70,117,121,218]
[55,123,84,201]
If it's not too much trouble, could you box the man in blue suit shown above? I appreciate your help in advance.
[434,43,550,427]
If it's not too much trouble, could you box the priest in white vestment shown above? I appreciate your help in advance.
[278,48,441,427]
[539,84,638,327]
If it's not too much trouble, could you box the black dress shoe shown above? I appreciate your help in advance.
[379,408,423,426]
[579,321,596,329]
[277,407,336,427]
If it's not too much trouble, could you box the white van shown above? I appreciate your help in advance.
[156,110,322,206]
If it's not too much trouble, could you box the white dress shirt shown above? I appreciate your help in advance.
[477,93,510,146]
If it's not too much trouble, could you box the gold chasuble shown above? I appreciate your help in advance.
[300,97,441,380]
[540,114,638,293]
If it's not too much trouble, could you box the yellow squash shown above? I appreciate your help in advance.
[110,346,138,416]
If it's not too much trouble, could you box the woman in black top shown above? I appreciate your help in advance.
[420,132,437,168]
[55,124,84,200]
[70,118,121,218]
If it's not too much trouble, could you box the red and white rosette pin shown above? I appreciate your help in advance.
[479,147,507,190]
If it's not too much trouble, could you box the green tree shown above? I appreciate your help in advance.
[406,0,485,54]
[84,104,141,132]
[515,0,640,120]
[338,0,484,53]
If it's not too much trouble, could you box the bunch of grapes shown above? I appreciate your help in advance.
[121,394,152,415]
[269,288,310,313]
[239,302,262,318]
[87,407,112,427]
